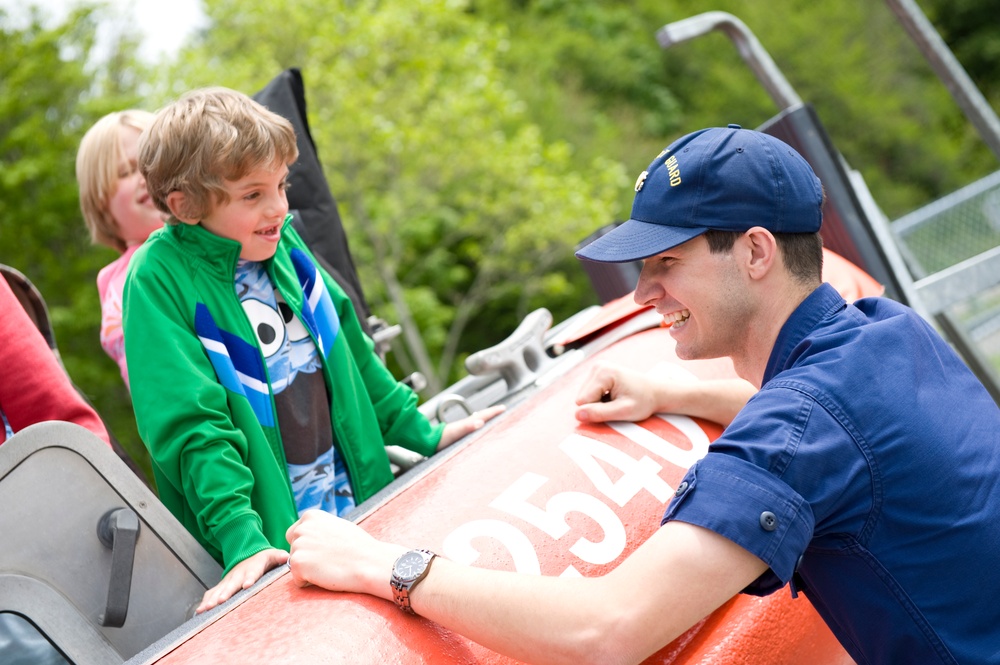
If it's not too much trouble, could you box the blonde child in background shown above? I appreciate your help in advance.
[76,110,167,390]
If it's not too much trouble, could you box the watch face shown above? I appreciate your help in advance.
[393,551,427,582]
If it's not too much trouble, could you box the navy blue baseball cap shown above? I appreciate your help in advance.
[576,125,824,263]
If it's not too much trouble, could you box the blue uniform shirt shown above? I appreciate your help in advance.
[663,283,1000,664]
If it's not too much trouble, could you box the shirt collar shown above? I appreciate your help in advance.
[762,282,847,385]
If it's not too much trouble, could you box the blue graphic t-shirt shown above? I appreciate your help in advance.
[234,260,355,516]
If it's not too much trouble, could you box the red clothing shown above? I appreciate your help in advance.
[0,275,111,446]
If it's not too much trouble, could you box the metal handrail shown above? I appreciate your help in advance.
[656,11,802,111]
[883,0,1000,162]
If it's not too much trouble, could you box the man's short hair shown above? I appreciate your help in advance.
[704,229,824,284]
[76,110,157,252]
[139,87,299,222]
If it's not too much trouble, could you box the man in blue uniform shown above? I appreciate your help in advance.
[286,125,1000,665]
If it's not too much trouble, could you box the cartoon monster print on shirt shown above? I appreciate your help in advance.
[234,259,355,515]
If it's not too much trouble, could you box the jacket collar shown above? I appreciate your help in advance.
[160,215,293,278]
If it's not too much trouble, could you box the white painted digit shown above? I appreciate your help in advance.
[442,519,541,574]
[490,472,627,565]
[490,473,567,539]
[555,492,626,564]
[609,414,710,469]
[658,414,712,451]
[442,412,712,577]
[559,434,672,506]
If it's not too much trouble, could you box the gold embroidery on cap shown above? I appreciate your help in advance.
[634,170,649,192]
[665,154,681,187]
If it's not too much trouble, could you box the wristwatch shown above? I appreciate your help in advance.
[390,548,437,614]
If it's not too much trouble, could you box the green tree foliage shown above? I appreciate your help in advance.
[0,5,152,476]
[163,0,628,391]
[469,0,997,219]
[466,0,687,216]
[924,0,1000,103]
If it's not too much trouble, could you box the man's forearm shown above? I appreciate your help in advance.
[409,559,641,665]
[403,523,764,665]
[652,378,756,427]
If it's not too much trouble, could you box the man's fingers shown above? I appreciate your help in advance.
[577,392,652,424]
[287,510,322,544]
[286,521,300,544]
[575,378,613,406]
[576,401,624,423]
[290,573,312,589]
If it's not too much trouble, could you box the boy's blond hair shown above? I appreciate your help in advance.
[76,110,157,253]
[139,87,299,222]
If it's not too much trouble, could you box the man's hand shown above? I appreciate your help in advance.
[196,548,289,614]
[574,364,662,424]
[574,362,756,428]
[286,510,403,598]
[437,404,506,450]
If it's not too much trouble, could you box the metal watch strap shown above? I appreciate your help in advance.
[391,549,437,614]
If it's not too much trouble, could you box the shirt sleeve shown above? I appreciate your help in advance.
[662,383,875,595]
[662,453,814,594]
[316,252,444,457]
[0,276,111,447]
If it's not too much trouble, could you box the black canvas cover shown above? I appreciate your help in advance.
[252,69,372,328]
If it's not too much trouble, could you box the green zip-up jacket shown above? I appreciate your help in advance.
[124,218,443,571]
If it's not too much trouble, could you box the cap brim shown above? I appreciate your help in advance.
[575,218,707,263]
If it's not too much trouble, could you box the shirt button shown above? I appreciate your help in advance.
[759,511,778,532]
[674,481,689,497]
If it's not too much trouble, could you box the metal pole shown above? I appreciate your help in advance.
[656,11,802,111]
[883,0,1000,161]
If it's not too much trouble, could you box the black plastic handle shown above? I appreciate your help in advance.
[97,507,140,627]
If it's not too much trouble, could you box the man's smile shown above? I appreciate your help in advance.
[662,308,691,329]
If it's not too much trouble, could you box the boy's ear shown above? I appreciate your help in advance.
[165,191,199,225]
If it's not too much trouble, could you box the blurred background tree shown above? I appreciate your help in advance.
[1,4,152,474]
[923,0,1000,104]
[1,0,997,484]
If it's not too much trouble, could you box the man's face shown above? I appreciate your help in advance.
[633,234,753,362]
[198,162,290,261]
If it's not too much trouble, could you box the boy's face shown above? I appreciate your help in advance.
[198,163,290,261]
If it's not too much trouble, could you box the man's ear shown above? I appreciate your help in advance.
[165,191,199,225]
[743,227,778,280]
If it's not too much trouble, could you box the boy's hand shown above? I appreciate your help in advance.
[437,404,506,450]
[196,548,289,614]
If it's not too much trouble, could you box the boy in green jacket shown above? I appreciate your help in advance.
[124,87,501,613]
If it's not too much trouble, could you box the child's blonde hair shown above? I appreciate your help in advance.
[76,110,157,252]
[139,87,299,222]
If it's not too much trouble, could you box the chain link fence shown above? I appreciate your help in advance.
[891,170,1000,369]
